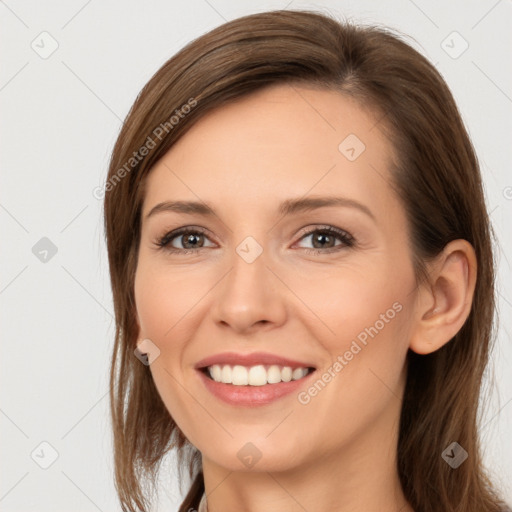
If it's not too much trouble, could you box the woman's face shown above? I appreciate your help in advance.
[134,84,419,472]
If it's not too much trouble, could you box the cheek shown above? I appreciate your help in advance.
[292,274,414,451]
[294,261,412,347]
[134,261,204,342]
[134,264,205,436]
[296,263,414,401]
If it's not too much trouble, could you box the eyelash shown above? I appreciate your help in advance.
[153,225,355,256]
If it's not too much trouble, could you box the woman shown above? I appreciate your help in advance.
[103,9,510,512]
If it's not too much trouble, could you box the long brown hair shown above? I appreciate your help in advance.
[103,9,508,512]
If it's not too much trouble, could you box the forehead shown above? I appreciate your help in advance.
[141,84,398,218]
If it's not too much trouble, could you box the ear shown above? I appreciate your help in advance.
[409,239,477,355]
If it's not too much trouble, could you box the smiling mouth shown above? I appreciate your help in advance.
[200,364,316,386]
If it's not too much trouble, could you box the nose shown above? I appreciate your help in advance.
[211,241,287,334]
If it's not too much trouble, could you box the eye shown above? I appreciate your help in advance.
[154,226,215,254]
[295,225,355,254]
[153,225,355,255]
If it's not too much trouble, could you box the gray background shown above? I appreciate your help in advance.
[1,0,511,510]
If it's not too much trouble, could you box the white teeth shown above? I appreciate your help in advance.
[292,367,308,380]
[248,365,267,386]
[232,365,249,385]
[206,364,311,386]
[220,365,232,384]
[211,364,222,382]
[267,365,282,384]
[281,367,292,382]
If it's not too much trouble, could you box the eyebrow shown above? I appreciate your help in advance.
[145,196,376,222]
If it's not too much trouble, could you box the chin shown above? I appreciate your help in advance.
[199,435,308,473]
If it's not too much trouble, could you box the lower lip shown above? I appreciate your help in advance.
[197,369,315,407]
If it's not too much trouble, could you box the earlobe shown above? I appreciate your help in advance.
[409,240,477,355]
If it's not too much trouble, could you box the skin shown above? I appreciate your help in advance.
[133,84,476,512]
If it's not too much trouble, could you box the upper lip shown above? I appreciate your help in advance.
[194,351,316,370]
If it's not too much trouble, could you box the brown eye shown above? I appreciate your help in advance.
[155,227,215,254]
[296,226,354,254]
[175,232,205,250]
